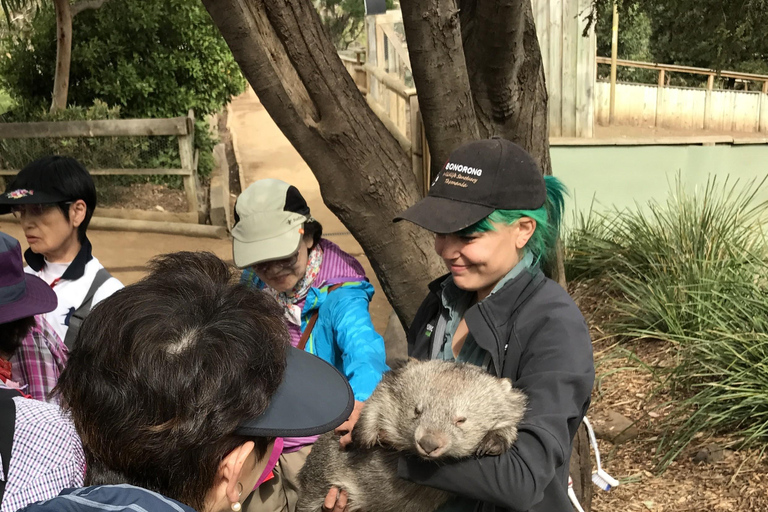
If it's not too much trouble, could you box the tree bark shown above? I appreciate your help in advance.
[201,0,445,328]
[50,0,72,113]
[460,0,551,175]
[399,0,479,179]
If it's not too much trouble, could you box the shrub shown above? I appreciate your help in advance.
[565,177,768,469]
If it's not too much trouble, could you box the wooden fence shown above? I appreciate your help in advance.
[531,0,596,138]
[596,57,768,132]
[0,110,203,224]
[359,11,429,194]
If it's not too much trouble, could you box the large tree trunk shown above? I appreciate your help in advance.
[201,0,444,327]
[460,0,551,175]
[50,0,72,113]
[399,0,479,179]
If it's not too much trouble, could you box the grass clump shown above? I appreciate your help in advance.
[565,176,768,470]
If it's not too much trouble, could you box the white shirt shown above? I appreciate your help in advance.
[25,257,123,342]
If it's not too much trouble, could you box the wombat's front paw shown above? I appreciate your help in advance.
[476,429,515,456]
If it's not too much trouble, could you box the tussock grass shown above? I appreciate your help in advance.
[565,177,768,470]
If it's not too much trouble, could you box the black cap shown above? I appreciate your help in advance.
[235,346,354,437]
[0,187,72,214]
[394,137,545,233]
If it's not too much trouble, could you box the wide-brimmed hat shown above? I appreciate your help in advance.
[0,232,57,324]
[235,346,354,437]
[395,137,546,233]
[232,179,311,269]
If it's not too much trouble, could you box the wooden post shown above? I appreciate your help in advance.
[704,74,714,130]
[609,2,618,124]
[409,95,423,196]
[179,109,198,217]
[655,69,666,127]
[759,81,768,133]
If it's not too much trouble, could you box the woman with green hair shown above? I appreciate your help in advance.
[325,138,594,512]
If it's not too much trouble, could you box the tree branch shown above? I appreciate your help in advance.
[72,0,111,17]
[461,0,551,175]
[202,0,445,327]
[400,0,479,179]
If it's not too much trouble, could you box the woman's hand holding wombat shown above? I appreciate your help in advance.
[322,487,349,512]
[323,400,365,511]
[335,400,365,449]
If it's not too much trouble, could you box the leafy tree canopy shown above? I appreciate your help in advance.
[0,0,245,118]
[594,0,768,78]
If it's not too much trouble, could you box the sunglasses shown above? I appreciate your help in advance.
[252,251,300,273]
[10,202,73,219]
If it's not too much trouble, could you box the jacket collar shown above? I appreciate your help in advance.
[25,237,93,281]
[464,268,546,375]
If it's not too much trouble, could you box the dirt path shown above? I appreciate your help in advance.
[227,87,394,333]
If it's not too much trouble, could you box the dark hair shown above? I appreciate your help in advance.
[6,156,97,243]
[55,251,288,511]
[303,219,323,248]
[0,316,36,358]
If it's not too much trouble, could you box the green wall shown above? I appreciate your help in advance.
[551,144,768,227]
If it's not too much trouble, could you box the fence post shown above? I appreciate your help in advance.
[655,69,665,127]
[609,2,618,125]
[179,109,198,218]
[704,74,714,130]
[760,81,768,133]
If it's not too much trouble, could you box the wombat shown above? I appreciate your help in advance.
[296,359,528,512]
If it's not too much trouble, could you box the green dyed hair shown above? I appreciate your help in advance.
[458,175,567,268]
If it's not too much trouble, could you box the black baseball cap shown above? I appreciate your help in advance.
[0,187,72,214]
[235,347,354,437]
[395,137,545,233]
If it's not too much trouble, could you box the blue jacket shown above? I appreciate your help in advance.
[300,280,388,400]
[241,238,388,402]
[18,485,197,512]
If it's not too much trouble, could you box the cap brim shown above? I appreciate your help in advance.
[0,274,57,324]
[232,228,302,269]
[235,347,354,437]
[394,196,495,234]
[0,191,71,214]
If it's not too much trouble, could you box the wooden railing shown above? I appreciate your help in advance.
[596,57,768,131]
[0,110,202,223]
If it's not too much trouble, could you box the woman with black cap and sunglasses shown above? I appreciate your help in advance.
[0,156,123,401]
[231,179,388,512]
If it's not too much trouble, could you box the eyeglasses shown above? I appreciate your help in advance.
[252,252,300,273]
[10,202,72,219]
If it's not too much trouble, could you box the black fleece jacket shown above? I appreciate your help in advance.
[397,268,595,512]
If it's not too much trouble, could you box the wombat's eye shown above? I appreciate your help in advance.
[454,416,467,426]
[414,405,423,416]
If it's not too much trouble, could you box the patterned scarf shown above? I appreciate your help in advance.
[263,244,324,325]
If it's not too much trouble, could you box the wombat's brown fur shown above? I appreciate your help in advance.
[296,359,527,512]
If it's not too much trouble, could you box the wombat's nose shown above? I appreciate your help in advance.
[417,435,442,455]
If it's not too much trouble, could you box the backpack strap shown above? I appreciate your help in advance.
[297,284,344,352]
[0,387,20,504]
[63,268,112,351]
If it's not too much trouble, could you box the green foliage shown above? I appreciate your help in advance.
[594,1,657,84]
[593,0,768,85]
[0,0,245,118]
[315,0,393,50]
[565,177,768,470]
[0,0,240,183]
